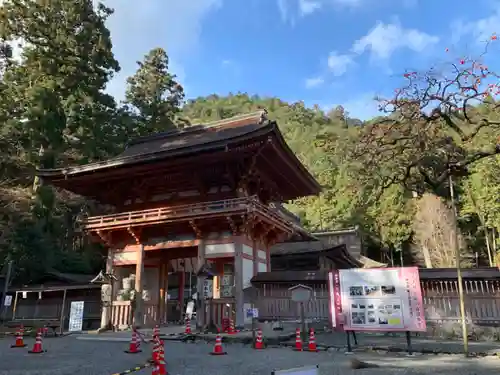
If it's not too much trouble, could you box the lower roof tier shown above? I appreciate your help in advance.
[83,197,312,247]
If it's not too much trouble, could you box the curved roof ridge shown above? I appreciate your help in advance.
[127,110,269,147]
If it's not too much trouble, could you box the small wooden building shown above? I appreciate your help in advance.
[37,111,322,329]
[271,244,363,271]
[4,270,101,330]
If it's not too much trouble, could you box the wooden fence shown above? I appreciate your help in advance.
[253,272,500,327]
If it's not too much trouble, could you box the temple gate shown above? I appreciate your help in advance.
[37,111,321,329]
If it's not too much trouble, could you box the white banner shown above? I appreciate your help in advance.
[68,301,85,332]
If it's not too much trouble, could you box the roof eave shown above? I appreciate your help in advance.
[37,121,277,182]
[270,124,322,196]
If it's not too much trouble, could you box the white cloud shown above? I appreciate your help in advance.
[451,7,500,44]
[277,0,289,22]
[352,21,439,59]
[277,0,417,22]
[327,52,354,76]
[101,0,222,101]
[339,93,382,120]
[298,0,322,16]
[305,76,325,88]
[277,0,360,23]
[220,59,241,77]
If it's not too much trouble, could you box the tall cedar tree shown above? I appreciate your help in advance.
[0,0,121,282]
[0,0,121,170]
[125,47,184,135]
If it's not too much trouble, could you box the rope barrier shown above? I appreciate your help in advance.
[110,362,152,375]
[135,330,153,344]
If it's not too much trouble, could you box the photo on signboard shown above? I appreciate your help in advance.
[393,304,401,310]
[381,285,396,295]
[351,303,358,309]
[367,311,376,324]
[358,304,366,309]
[349,286,364,296]
[367,304,374,309]
[351,311,366,325]
[364,286,380,296]
[378,317,388,324]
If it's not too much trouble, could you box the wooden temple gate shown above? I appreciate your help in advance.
[38,111,321,329]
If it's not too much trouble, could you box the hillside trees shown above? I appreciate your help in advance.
[0,0,123,281]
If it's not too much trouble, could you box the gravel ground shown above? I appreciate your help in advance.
[1,335,498,375]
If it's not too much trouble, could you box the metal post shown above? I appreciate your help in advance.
[345,331,353,353]
[12,291,18,320]
[59,289,68,335]
[1,260,13,321]
[405,331,413,356]
[449,172,468,355]
[300,302,306,344]
[352,330,358,345]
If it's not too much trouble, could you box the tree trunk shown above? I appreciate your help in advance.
[422,245,433,268]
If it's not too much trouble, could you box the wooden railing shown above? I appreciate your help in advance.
[111,301,159,329]
[81,196,295,232]
[253,279,500,327]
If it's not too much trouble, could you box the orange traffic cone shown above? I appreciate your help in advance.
[155,347,167,375]
[151,325,160,342]
[308,328,318,352]
[293,328,302,351]
[151,339,160,363]
[11,327,27,348]
[254,329,264,350]
[28,329,45,354]
[184,317,191,334]
[227,319,235,334]
[125,328,142,354]
[209,334,227,355]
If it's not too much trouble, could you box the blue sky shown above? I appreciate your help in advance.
[102,0,500,120]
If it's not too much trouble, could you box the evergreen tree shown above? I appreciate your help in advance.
[125,47,184,135]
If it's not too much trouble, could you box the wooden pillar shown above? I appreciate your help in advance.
[178,271,185,314]
[252,238,258,276]
[163,263,170,323]
[134,244,145,327]
[158,264,165,325]
[100,248,114,329]
[266,243,271,272]
[234,240,244,327]
[196,240,206,329]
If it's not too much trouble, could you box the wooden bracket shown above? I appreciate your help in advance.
[226,216,238,236]
[189,220,202,238]
[127,227,141,244]
[96,230,112,247]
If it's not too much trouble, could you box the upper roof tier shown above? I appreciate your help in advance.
[37,110,321,203]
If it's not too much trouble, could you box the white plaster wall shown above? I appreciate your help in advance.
[258,250,266,260]
[242,258,253,289]
[258,262,267,273]
[242,244,253,256]
[205,243,235,255]
[113,251,136,265]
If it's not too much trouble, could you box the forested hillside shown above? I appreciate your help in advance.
[0,1,499,283]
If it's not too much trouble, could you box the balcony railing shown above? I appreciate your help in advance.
[80,196,297,233]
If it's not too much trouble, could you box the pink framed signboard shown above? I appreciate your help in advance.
[328,267,426,332]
